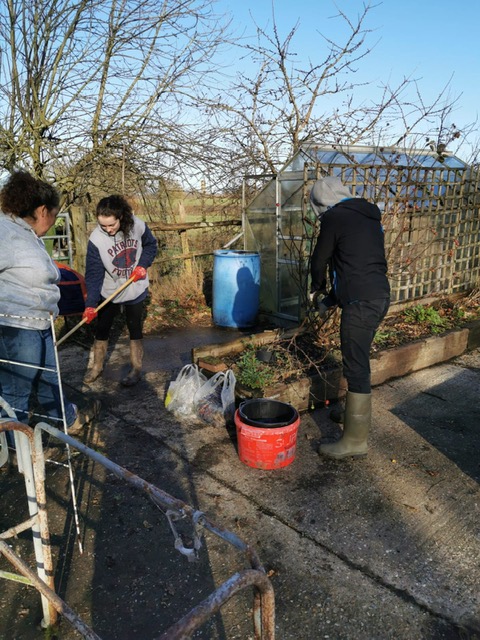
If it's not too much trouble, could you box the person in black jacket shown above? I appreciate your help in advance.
[310,176,390,460]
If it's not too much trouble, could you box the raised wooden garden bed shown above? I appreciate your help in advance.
[191,321,480,413]
[197,356,228,373]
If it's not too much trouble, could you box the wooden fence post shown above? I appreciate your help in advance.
[178,201,192,275]
[70,205,88,274]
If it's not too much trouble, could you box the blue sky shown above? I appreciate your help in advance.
[215,0,479,158]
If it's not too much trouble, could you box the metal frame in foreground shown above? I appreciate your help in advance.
[0,420,275,639]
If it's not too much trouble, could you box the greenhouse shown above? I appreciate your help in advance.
[242,143,480,327]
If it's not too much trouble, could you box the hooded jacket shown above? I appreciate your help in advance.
[310,182,390,307]
[0,213,61,329]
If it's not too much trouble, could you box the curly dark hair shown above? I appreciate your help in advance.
[0,170,60,218]
[96,194,134,238]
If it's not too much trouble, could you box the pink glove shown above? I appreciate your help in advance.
[82,307,98,324]
[131,266,147,282]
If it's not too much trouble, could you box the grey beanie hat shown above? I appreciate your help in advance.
[310,176,353,217]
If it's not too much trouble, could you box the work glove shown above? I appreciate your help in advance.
[82,307,97,324]
[315,299,330,318]
[309,291,330,318]
[131,266,147,282]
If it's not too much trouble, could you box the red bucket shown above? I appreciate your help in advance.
[235,400,300,469]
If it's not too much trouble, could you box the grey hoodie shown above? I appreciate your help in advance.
[310,176,354,218]
[0,213,61,329]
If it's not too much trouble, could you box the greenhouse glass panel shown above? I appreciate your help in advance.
[410,154,444,168]
[314,150,344,164]
[278,260,302,318]
[348,152,382,164]
[280,208,304,239]
[442,155,467,168]
[285,149,316,171]
[278,236,305,261]
[279,179,303,206]
[380,152,413,166]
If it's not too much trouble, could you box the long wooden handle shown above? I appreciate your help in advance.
[56,276,136,347]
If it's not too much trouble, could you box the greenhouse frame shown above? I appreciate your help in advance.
[242,143,480,327]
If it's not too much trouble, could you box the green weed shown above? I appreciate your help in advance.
[235,345,276,390]
[403,304,447,333]
[373,330,396,346]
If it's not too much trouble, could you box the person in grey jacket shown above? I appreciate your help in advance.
[82,195,157,386]
[0,171,94,440]
[310,176,390,460]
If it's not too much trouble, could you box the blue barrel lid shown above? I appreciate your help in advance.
[214,250,259,257]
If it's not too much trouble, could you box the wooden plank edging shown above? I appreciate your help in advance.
[370,328,469,387]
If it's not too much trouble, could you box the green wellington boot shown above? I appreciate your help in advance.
[319,391,371,460]
[329,397,346,424]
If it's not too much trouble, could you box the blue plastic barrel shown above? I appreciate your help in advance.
[212,250,260,328]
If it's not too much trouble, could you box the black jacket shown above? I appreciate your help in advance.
[310,198,390,307]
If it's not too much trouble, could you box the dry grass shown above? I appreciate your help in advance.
[151,262,205,301]
[144,263,212,332]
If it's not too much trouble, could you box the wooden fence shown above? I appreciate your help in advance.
[68,207,242,276]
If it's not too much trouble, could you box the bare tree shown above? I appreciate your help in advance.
[0,0,474,207]
[0,0,230,203]
[206,3,473,181]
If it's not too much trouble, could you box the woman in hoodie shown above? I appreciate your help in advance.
[0,170,93,439]
[310,176,390,460]
[82,195,157,386]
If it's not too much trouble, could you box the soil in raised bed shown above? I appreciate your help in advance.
[221,292,480,390]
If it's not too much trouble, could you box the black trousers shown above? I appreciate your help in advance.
[95,299,144,341]
[340,298,390,394]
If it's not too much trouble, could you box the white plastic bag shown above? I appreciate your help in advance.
[221,369,237,423]
[194,369,236,426]
[165,364,206,417]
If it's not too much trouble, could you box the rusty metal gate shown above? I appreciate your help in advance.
[0,420,275,639]
[0,311,275,638]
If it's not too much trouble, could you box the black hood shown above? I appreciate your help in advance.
[338,197,381,221]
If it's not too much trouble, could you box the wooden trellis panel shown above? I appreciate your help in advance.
[321,164,480,305]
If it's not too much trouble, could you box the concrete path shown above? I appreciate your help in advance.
[1,328,479,639]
